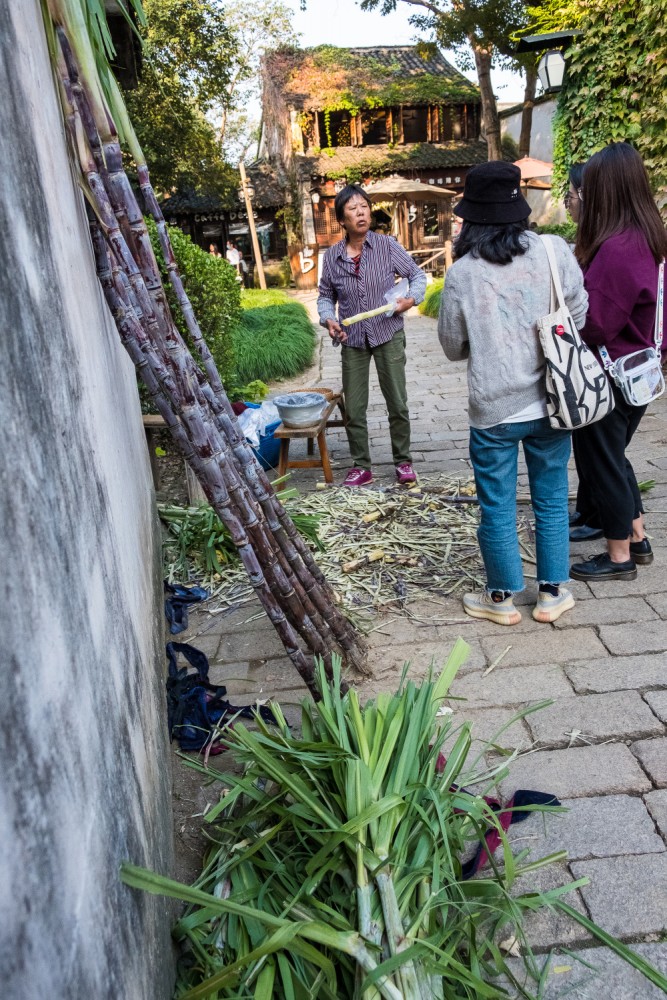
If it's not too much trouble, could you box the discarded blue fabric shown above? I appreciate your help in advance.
[164,581,209,634]
[166,642,277,753]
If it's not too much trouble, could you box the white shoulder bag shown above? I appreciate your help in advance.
[537,236,615,430]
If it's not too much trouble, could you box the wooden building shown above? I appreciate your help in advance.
[258,44,488,287]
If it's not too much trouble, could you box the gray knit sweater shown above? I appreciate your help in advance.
[438,232,589,428]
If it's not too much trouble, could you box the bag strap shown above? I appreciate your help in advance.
[654,258,664,350]
[539,235,567,312]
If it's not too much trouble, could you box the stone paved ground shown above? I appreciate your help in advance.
[179,297,667,997]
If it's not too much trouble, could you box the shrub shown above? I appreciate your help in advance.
[419,277,444,319]
[536,220,578,242]
[233,290,317,383]
[147,219,241,389]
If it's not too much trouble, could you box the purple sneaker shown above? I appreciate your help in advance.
[343,467,373,487]
[395,462,417,484]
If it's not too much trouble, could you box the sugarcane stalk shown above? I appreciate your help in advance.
[50,15,369,685]
[375,870,422,998]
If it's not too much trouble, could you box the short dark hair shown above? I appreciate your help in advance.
[334,184,371,223]
[453,220,530,265]
[575,142,667,267]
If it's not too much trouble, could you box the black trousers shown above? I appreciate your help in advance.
[572,383,647,540]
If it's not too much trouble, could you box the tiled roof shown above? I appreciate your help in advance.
[265,44,479,111]
[298,141,490,179]
[158,161,284,214]
[245,160,289,208]
[159,191,229,214]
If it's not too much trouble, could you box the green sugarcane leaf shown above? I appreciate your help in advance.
[253,959,276,1000]
[555,901,667,992]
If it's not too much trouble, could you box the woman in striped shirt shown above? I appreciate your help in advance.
[317,184,427,486]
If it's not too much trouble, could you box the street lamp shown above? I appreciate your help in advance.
[537,50,566,94]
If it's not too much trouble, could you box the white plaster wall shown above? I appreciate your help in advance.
[0,2,174,997]
[501,99,558,162]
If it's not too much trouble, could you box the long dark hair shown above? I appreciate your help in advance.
[575,142,667,267]
[454,220,530,265]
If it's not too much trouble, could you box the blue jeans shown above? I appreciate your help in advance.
[469,418,572,592]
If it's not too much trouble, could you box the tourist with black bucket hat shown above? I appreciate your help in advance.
[438,161,588,626]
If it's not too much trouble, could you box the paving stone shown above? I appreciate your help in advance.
[570,854,667,936]
[480,629,607,668]
[508,863,590,950]
[645,690,667,724]
[526,692,663,748]
[565,653,667,694]
[552,596,657,628]
[586,560,667,598]
[448,663,573,708]
[510,795,664,861]
[497,745,652,800]
[506,943,667,999]
[364,639,487,681]
[632,738,667,787]
[217,627,288,662]
[451,705,532,751]
[646,592,667,618]
[645,789,667,840]
[598,619,667,655]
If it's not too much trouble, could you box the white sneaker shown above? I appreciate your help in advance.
[463,590,522,626]
[532,587,575,623]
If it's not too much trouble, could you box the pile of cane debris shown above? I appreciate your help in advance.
[186,475,537,630]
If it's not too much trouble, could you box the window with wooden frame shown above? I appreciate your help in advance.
[313,198,339,237]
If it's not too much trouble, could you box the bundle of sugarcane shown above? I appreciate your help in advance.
[121,640,667,998]
[40,0,367,692]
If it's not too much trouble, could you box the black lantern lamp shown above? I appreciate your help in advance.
[537,50,566,93]
[516,31,580,93]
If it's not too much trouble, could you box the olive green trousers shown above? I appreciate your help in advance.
[340,329,412,470]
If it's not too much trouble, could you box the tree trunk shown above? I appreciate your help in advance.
[519,62,538,159]
[471,40,501,161]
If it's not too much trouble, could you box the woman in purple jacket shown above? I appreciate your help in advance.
[570,143,667,581]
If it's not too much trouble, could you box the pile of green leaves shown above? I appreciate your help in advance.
[419,278,444,320]
[525,0,667,202]
[147,219,241,391]
[159,491,324,580]
[233,291,317,385]
[122,643,667,998]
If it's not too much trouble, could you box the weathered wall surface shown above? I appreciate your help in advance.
[0,2,174,997]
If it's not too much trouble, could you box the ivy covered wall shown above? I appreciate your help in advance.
[531,0,667,206]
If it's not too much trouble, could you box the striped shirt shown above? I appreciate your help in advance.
[317,230,427,349]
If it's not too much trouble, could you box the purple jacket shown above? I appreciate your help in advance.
[581,229,665,362]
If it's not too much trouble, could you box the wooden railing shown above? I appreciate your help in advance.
[407,241,452,275]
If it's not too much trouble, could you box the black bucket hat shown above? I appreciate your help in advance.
[454,162,531,224]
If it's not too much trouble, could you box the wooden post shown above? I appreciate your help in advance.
[445,239,453,271]
[239,160,266,290]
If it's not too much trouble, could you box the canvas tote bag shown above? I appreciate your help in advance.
[537,235,615,430]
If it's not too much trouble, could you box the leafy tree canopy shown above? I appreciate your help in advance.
[122,0,239,196]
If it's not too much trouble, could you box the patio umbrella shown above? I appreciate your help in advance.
[365,175,456,197]
[514,156,553,180]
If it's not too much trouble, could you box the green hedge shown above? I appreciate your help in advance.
[536,221,577,242]
[418,278,444,319]
[233,289,317,383]
[147,219,241,389]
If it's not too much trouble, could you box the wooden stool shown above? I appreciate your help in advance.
[274,391,346,484]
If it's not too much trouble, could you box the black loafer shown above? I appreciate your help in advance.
[630,538,654,566]
[570,525,605,542]
[570,553,637,581]
[569,510,582,527]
